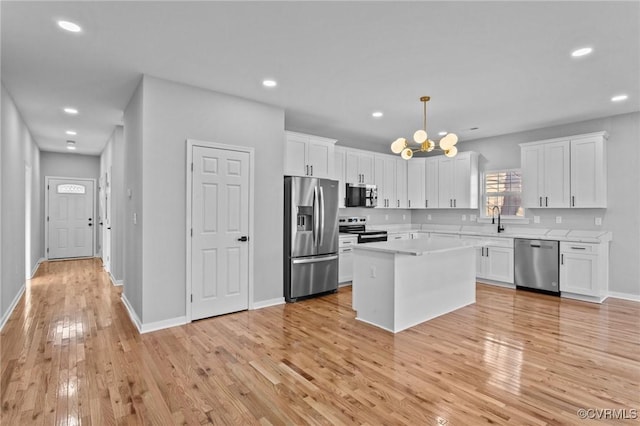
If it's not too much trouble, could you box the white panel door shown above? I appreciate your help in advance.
[191,146,250,320]
[48,178,94,259]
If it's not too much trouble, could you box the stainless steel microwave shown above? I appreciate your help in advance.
[345,183,377,208]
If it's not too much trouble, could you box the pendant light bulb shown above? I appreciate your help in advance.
[444,146,458,158]
[413,129,427,144]
[391,138,408,154]
[401,148,414,160]
[439,134,454,150]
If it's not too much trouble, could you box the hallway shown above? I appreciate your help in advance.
[1,259,639,425]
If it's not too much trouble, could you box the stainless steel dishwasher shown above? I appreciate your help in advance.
[514,238,560,294]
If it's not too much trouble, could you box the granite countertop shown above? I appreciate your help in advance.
[353,238,471,256]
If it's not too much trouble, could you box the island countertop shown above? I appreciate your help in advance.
[353,238,468,256]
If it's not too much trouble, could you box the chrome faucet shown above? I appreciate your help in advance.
[491,206,505,233]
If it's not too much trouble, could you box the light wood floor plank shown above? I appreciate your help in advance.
[1,258,639,425]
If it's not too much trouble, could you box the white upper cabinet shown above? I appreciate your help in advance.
[284,131,336,179]
[520,132,607,208]
[438,151,479,209]
[345,149,374,184]
[395,159,408,208]
[334,147,346,208]
[374,154,397,208]
[424,157,439,209]
[570,135,607,208]
[406,159,425,209]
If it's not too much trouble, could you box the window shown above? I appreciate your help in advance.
[482,169,524,218]
[57,183,86,194]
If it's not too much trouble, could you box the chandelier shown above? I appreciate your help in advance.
[390,96,458,160]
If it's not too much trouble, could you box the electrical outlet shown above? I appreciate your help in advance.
[370,266,376,278]
[402,214,406,220]
[555,216,562,224]
[461,214,467,221]
[127,188,132,199]
[366,215,370,221]
[427,214,432,221]
[595,217,602,226]
[385,214,389,221]
[470,214,477,222]
[534,216,540,224]
[133,212,137,225]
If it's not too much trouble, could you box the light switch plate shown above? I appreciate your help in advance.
[555,216,562,224]
[133,212,137,225]
[461,214,467,221]
[402,214,406,220]
[370,266,376,278]
[470,214,477,222]
[534,216,540,224]
[595,217,602,226]
[427,214,432,220]
[384,214,389,221]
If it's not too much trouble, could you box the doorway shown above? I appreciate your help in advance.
[186,140,254,321]
[46,177,96,259]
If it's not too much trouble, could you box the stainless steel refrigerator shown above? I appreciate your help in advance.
[284,176,339,302]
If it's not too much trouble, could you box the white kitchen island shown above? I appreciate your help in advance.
[352,238,476,333]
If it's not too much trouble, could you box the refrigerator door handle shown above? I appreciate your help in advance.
[292,255,338,265]
[313,185,320,247]
[319,186,325,247]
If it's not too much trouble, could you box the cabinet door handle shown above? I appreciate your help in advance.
[481,247,484,256]
[545,196,548,207]
[572,195,575,207]
[306,165,309,175]
[539,196,542,207]
[570,246,586,250]
[397,200,399,207]
[561,254,564,265]
[486,247,489,256]
[310,165,313,176]
[408,200,411,208]
[454,199,457,207]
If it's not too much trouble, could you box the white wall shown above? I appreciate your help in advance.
[123,75,285,325]
[411,112,640,296]
[123,80,144,320]
[99,126,124,283]
[1,84,42,326]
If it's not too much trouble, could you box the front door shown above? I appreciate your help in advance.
[191,146,250,320]
[47,178,95,259]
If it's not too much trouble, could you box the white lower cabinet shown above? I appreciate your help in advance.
[560,242,607,301]
[464,236,514,284]
[339,235,358,284]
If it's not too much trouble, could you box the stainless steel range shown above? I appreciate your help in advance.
[338,216,388,243]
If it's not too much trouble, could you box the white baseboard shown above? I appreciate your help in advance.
[120,294,187,334]
[121,294,142,333]
[109,272,123,286]
[0,284,26,331]
[476,279,516,289]
[30,257,45,278]
[250,297,285,310]
[140,316,188,334]
[608,291,640,302]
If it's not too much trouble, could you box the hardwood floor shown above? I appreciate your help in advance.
[1,258,639,425]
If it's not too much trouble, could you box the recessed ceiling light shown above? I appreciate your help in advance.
[262,79,277,88]
[438,131,447,136]
[571,47,593,57]
[372,111,383,118]
[611,94,628,102]
[64,107,78,115]
[66,130,77,136]
[57,20,82,33]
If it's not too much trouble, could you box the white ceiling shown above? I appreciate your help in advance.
[2,1,639,156]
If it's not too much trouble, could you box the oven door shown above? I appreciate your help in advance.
[358,233,388,244]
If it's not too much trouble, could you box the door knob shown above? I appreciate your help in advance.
[88,223,93,227]
[237,236,248,242]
